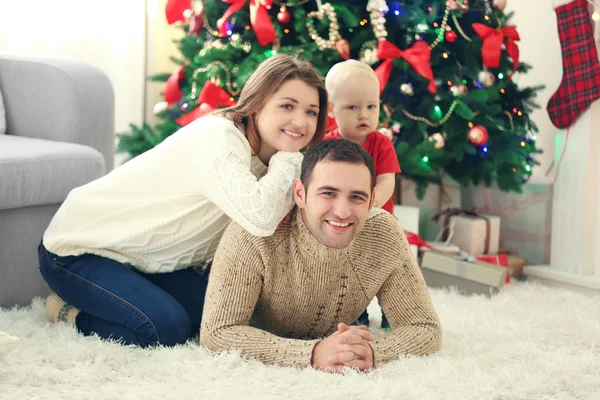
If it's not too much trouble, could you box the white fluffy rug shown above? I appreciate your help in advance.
[1,282,599,400]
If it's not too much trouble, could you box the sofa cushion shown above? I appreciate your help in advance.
[0,87,5,135]
[0,135,105,210]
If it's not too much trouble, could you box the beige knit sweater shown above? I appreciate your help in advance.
[200,208,442,368]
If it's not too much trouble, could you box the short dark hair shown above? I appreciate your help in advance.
[300,139,376,191]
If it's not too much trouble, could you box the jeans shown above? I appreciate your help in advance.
[38,243,209,347]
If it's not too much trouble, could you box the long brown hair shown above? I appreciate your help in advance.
[219,54,328,154]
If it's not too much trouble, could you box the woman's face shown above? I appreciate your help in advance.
[255,79,320,163]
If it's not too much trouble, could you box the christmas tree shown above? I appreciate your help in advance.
[118,0,542,196]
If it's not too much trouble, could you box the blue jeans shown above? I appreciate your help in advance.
[38,243,209,347]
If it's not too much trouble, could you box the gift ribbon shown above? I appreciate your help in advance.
[432,208,492,254]
[471,23,520,77]
[375,40,437,94]
[405,230,433,249]
[176,81,237,126]
[217,0,277,46]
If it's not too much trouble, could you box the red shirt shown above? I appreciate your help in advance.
[324,129,401,214]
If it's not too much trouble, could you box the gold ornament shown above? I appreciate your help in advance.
[400,83,414,95]
[306,3,342,51]
[153,101,169,115]
[379,127,394,140]
[450,84,468,96]
[429,133,445,149]
[478,71,495,87]
[359,41,379,65]
[493,0,507,11]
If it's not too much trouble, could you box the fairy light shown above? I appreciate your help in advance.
[498,73,504,79]
[521,141,526,147]
[468,121,474,128]
[447,80,452,85]
[500,88,505,94]
[442,52,449,58]
[284,29,290,33]
[593,11,600,21]
[518,111,523,116]
[423,156,429,162]
[525,165,531,172]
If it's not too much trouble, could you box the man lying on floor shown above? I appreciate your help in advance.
[200,140,442,372]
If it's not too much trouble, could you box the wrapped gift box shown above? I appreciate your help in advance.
[394,205,419,234]
[446,213,501,255]
[420,251,507,296]
[394,205,420,264]
[395,176,461,241]
[476,254,510,283]
[461,181,552,265]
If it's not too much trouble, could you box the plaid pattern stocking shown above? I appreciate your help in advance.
[547,0,600,128]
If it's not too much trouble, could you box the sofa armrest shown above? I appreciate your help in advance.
[0,53,115,171]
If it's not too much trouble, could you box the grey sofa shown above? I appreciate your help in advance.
[0,53,114,308]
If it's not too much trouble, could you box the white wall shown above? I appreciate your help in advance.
[0,0,147,136]
[506,0,561,178]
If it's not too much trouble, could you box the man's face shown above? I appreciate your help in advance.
[294,160,374,249]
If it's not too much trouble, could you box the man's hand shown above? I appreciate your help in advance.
[312,323,375,373]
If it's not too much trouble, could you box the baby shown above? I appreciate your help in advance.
[325,60,401,330]
[324,60,401,214]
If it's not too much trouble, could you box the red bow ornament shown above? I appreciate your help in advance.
[472,23,520,77]
[217,0,277,46]
[176,81,237,126]
[375,40,437,94]
[166,0,192,25]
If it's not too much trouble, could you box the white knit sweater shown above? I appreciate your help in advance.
[43,115,303,273]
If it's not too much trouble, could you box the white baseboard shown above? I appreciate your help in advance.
[525,265,600,296]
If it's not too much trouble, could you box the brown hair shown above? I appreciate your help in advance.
[218,54,328,153]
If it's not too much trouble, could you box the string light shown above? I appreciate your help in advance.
[498,73,504,79]
[423,156,429,162]
[521,141,526,147]
[593,10,600,21]
[485,15,490,20]
[500,88,505,94]
[284,29,290,33]
[517,111,523,116]
[442,52,449,58]
[525,165,531,172]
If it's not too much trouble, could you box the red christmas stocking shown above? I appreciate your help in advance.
[547,0,600,129]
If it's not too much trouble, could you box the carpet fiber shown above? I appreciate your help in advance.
[1,282,599,400]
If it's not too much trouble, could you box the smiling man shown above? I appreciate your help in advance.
[200,140,441,372]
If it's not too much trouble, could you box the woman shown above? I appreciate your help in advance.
[38,54,328,347]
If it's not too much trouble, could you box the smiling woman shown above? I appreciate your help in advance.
[37,54,330,348]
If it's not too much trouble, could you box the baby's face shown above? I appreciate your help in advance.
[330,78,380,140]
